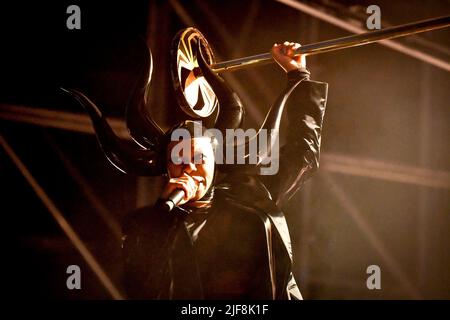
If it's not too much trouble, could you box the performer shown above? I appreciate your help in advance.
[121,41,328,299]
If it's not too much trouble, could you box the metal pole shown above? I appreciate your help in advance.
[276,0,450,73]
[212,15,450,73]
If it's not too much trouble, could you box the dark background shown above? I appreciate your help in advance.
[1,0,449,299]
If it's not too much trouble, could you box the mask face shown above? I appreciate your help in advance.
[166,137,215,201]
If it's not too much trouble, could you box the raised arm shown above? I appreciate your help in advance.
[195,41,328,207]
[259,42,328,207]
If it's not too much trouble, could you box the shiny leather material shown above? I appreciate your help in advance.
[62,39,328,299]
[210,75,327,299]
[123,75,328,299]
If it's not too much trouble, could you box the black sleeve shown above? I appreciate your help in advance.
[259,71,328,207]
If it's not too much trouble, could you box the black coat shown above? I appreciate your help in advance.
[122,72,328,299]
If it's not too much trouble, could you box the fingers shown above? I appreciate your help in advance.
[272,41,301,58]
[162,174,199,203]
[271,41,306,72]
[170,175,197,201]
[280,41,301,57]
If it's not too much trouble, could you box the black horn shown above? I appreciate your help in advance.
[61,88,165,176]
[126,42,165,149]
[196,42,244,133]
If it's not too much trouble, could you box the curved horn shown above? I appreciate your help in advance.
[126,41,165,149]
[61,88,165,176]
[196,42,244,133]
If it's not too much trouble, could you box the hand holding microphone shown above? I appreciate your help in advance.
[162,189,185,212]
[161,174,203,212]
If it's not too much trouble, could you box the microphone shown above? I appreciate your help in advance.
[162,189,185,212]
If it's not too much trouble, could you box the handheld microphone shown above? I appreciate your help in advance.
[162,189,185,212]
